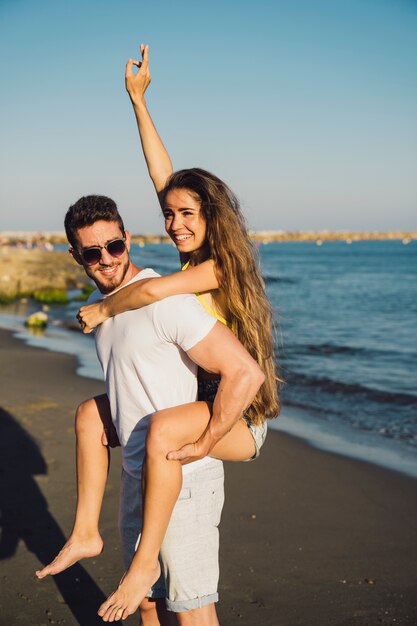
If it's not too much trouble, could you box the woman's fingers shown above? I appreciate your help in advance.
[141,43,149,68]
[76,311,93,333]
[125,42,148,77]
[125,58,141,78]
[125,44,151,98]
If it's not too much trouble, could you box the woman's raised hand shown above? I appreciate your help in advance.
[76,301,109,334]
[125,43,151,104]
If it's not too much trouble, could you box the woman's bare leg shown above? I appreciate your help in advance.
[98,401,255,622]
[36,395,112,578]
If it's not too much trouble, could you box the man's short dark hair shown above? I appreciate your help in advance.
[64,195,126,248]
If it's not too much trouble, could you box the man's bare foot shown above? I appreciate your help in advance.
[98,561,161,622]
[35,533,103,579]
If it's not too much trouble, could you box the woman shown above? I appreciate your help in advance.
[37,45,280,622]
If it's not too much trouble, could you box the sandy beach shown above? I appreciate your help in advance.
[0,328,416,626]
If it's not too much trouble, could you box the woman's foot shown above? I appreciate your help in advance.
[98,561,161,622]
[35,532,103,578]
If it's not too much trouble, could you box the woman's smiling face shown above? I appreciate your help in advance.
[163,188,207,254]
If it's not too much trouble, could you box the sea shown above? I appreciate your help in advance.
[1,239,416,479]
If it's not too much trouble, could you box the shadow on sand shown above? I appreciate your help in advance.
[0,407,120,626]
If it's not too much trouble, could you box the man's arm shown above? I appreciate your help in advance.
[168,322,265,462]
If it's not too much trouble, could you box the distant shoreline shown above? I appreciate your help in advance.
[1,234,415,302]
[1,229,416,246]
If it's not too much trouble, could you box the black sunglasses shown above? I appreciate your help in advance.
[78,238,127,266]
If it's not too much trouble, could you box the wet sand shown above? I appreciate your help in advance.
[0,328,416,626]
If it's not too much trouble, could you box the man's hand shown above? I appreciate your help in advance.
[77,301,108,334]
[166,437,213,465]
[125,43,151,104]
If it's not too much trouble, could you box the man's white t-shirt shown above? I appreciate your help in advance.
[90,268,217,480]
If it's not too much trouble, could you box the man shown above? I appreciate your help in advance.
[61,195,264,625]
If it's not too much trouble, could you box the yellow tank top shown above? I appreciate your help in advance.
[181,261,235,331]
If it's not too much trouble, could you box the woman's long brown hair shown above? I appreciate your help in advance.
[161,168,281,425]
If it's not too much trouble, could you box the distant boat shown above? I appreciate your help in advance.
[402,238,411,245]
[316,239,323,246]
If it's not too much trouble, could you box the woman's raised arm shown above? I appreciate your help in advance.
[77,260,219,333]
[125,44,173,193]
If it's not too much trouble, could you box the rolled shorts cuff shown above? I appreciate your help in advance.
[165,592,219,613]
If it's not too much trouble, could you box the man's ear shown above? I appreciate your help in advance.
[125,230,131,252]
[69,247,83,266]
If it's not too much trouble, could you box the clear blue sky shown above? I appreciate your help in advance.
[1,0,416,233]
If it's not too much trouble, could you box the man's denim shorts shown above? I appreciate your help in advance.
[119,458,224,613]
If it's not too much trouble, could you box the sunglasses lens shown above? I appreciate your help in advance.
[107,239,126,257]
[82,248,102,265]
[80,239,126,265]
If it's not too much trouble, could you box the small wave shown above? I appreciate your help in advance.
[263,275,297,285]
[285,371,417,407]
[283,399,343,416]
[302,343,365,356]
[284,342,410,360]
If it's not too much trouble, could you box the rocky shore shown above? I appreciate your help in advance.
[0,246,89,303]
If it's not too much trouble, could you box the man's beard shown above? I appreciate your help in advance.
[86,257,130,294]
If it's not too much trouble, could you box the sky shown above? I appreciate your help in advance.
[0,0,416,234]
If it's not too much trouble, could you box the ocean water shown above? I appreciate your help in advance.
[1,240,416,478]
[260,239,417,477]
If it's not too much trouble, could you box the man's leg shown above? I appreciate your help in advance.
[161,460,224,626]
[140,598,178,626]
[176,604,219,626]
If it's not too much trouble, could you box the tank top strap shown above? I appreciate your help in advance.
[181,261,235,331]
